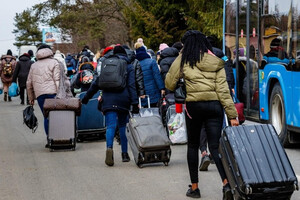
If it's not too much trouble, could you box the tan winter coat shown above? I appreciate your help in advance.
[0,55,17,83]
[165,53,238,119]
[26,48,61,101]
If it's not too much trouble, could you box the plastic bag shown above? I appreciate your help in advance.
[0,78,3,90]
[167,113,187,144]
[8,82,19,97]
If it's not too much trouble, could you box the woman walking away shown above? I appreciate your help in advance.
[12,53,33,105]
[135,43,165,107]
[165,30,239,199]
[0,49,17,102]
[82,45,138,166]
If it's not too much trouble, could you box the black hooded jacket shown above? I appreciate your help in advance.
[12,54,33,87]
[159,47,179,81]
[125,49,145,97]
[212,47,235,94]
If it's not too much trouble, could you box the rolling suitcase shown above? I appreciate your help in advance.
[219,124,298,200]
[126,96,171,168]
[48,110,76,151]
[76,91,106,142]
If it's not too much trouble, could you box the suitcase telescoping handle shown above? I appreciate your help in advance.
[139,95,150,108]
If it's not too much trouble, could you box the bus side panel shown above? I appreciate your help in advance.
[291,72,300,128]
[259,64,292,126]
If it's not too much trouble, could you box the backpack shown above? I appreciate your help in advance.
[79,69,94,85]
[97,55,127,92]
[23,106,38,133]
[3,58,13,77]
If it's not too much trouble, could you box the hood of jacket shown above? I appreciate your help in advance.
[196,53,224,72]
[36,48,53,60]
[125,49,135,63]
[160,47,179,59]
[116,53,130,64]
[19,54,31,62]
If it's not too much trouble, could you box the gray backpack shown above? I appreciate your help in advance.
[97,55,127,92]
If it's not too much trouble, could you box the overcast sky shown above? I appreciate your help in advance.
[0,0,45,56]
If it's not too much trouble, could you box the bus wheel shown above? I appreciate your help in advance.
[269,83,289,147]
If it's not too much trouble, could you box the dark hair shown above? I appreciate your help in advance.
[113,45,127,55]
[180,30,213,68]
[28,50,34,57]
[38,44,51,51]
[172,42,183,52]
[6,49,12,56]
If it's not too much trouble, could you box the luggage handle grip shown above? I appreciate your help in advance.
[139,95,150,108]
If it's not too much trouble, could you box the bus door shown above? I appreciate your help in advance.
[236,0,260,119]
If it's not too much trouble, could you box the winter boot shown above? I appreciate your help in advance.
[4,92,7,101]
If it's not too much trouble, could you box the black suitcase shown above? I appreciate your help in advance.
[219,124,298,200]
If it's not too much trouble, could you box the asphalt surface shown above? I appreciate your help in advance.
[0,98,299,200]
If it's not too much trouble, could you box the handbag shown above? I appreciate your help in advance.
[43,98,82,117]
[174,67,186,104]
[23,106,38,133]
[233,95,245,125]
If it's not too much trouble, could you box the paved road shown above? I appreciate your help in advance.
[0,99,299,200]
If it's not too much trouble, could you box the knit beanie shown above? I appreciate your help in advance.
[103,46,114,55]
[159,43,169,51]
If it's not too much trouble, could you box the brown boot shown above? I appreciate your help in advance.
[4,92,7,101]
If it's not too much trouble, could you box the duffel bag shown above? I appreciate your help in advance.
[43,98,81,117]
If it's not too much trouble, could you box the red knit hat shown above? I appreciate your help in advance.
[103,46,114,56]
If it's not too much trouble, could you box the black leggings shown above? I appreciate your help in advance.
[185,101,227,183]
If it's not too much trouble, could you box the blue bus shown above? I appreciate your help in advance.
[224,0,300,146]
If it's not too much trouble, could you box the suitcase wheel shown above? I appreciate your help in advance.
[163,161,169,166]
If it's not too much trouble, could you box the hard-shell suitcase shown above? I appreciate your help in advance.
[219,124,298,200]
[76,91,106,141]
[126,96,171,168]
[48,110,76,151]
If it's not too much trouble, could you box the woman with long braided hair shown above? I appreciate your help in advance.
[165,30,239,199]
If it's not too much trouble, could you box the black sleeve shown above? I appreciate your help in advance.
[12,62,20,83]
[81,80,99,104]
[134,60,145,96]
[224,60,235,90]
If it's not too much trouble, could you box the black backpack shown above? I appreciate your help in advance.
[23,106,38,133]
[97,55,127,92]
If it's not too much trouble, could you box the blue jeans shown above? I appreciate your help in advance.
[105,111,129,153]
[37,94,56,136]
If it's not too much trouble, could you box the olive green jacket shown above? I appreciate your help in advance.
[165,53,238,119]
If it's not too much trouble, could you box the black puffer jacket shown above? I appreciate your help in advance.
[126,49,145,97]
[159,47,179,81]
[212,47,235,95]
[12,54,33,87]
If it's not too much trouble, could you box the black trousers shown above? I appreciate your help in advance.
[185,101,227,183]
[19,86,28,103]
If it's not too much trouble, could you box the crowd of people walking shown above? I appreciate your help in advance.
[0,31,238,200]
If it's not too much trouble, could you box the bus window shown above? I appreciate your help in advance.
[261,0,292,65]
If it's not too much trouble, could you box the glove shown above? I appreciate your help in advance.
[132,104,139,114]
[81,96,89,104]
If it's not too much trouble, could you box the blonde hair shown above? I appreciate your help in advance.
[134,42,143,49]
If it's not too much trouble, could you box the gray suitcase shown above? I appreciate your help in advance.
[126,96,171,168]
[48,110,76,151]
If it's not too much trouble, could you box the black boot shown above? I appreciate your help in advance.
[4,92,7,101]
[8,96,12,102]
[121,152,130,162]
